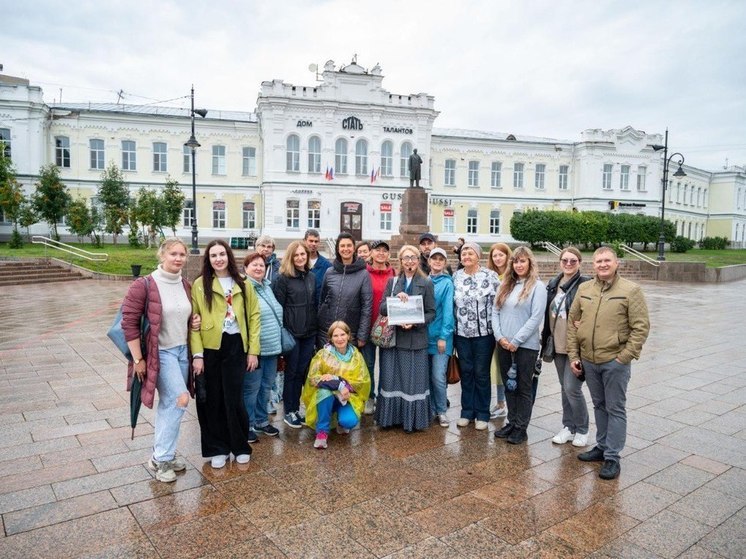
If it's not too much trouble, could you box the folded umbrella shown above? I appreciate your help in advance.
[129,374,143,440]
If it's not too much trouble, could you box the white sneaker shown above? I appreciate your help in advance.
[552,427,574,444]
[572,432,589,447]
[490,404,508,419]
[438,414,449,427]
[210,454,228,469]
[364,399,374,415]
[235,454,251,464]
[147,458,177,483]
[475,420,489,431]
[336,425,351,435]
[456,417,470,427]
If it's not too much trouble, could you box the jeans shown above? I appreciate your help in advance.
[429,352,449,415]
[554,353,589,434]
[243,354,278,429]
[497,346,539,431]
[315,389,360,434]
[454,335,495,422]
[283,335,316,414]
[583,358,631,461]
[153,344,189,463]
[361,342,377,397]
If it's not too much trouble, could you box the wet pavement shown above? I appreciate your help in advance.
[0,278,744,558]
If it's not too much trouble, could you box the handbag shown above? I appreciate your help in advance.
[446,353,461,384]
[107,277,150,361]
[370,280,397,348]
[255,286,296,355]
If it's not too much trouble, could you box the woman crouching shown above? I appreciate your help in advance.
[302,321,371,449]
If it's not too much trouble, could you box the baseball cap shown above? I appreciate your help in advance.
[429,247,447,259]
[370,240,390,251]
[419,233,436,243]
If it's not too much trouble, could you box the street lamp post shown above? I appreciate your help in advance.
[651,129,686,261]
[185,86,207,255]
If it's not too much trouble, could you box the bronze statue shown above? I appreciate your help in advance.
[409,148,423,187]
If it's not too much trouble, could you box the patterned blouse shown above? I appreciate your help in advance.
[453,266,500,338]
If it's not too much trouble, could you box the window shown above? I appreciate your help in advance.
[466,208,478,234]
[212,200,226,228]
[212,145,226,175]
[242,147,256,176]
[335,138,348,175]
[0,128,10,159]
[559,165,569,190]
[636,165,647,191]
[443,211,455,234]
[491,162,502,188]
[444,159,456,186]
[307,200,321,229]
[689,185,695,205]
[468,161,479,187]
[286,199,300,228]
[683,185,689,205]
[153,142,167,172]
[355,139,368,175]
[676,182,682,203]
[381,141,393,177]
[121,140,136,171]
[669,181,675,203]
[380,208,392,231]
[703,189,708,208]
[308,137,321,174]
[489,209,501,234]
[243,201,256,229]
[183,145,192,173]
[602,164,613,190]
[90,139,105,170]
[620,165,630,190]
[55,136,71,168]
[400,142,412,177]
[286,134,300,172]
[697,187,702,207]
[182,200,193,227]
[535,164,546,190]
[513,163,524,189]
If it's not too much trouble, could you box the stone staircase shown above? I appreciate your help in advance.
[0,259,86,286]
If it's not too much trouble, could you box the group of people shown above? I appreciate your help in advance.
[121,229,649,483]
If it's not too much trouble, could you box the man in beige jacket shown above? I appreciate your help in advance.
[567,247,650,480]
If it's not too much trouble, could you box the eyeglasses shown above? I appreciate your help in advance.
[401,255,418,262]
[561,259,579,265]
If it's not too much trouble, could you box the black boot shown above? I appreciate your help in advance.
[494,423,514,439]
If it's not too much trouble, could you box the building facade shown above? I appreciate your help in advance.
[1,61,745,247]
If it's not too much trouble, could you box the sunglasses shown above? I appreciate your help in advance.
[561,259,579,265]
[401,255,418,262]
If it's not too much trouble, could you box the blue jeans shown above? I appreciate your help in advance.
[361,342,377,397]
[153,345,189,463]
[583,358,631,461]
[315,390,359,434]
[554,354,589,434]
[243,355,278,429]
[454,335,495,422]
[429,352,449,415]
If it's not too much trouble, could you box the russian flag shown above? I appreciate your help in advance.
[370,167,379,184]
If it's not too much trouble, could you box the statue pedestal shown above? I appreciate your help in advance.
[389,187,429,250]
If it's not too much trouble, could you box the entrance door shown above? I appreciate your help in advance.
[340,201,363,241]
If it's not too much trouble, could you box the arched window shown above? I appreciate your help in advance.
[308,136,321,173]
[355,139,368,175]
[400,142,412,178]
[381,141,393,177]
[335,138,348,175]
[286,134,300,172]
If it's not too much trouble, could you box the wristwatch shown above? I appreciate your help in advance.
[134,357,143,365]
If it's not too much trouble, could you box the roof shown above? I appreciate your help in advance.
[48,102,257,123]
[433,127,572,144]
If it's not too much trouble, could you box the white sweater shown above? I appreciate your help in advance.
[152,266,190,350]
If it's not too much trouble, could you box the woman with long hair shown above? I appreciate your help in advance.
[542,247,591,447]
[492,246,547,444]
[122,238,193,482]
[191,239,260,468]
[376,245,436,432]
[272,239,317,429]
[486,242,512,419]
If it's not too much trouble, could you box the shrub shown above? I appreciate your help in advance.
[8,229,23,248]
[670,236,695,253]
[699,236,728,250]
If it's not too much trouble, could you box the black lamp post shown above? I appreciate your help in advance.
[185,86,207,255]
[651,129,687,261]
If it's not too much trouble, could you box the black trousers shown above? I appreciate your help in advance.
[197,333,251,457]
[497,346,539,431]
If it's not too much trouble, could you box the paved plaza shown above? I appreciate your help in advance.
[0,278,744,558]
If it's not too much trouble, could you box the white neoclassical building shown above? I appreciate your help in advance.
[1,60,745,247]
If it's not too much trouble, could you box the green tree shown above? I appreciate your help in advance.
[32,164,71,241]
[162,177,185,236]
[18,199,38,240]
[0,157,23,229]
[134,186,166,248]
[97,163,129,244]
[66,197,95,243]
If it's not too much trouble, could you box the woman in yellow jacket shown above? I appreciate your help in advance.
[191,240,261,468]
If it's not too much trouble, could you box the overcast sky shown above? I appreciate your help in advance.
[3,0,745,171]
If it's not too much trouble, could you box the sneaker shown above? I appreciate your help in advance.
[255,424,280,437]
[170,456,187,472]
[494,423,514,439]
[247,429,258,444]
[490,404,508,419]
[475,420,489,431]
[507,428,528,445]
[364,399,374,415]
[599,459,621,480]
[456,417,470,427]
[552,426,574,445]
[147,458,177,483]
[336,425,351,435]
[578,446,605,462]
[268,404,278,415]
[235,454,251,464]
[210,454,228,469]
[284,412,302,429]
[314,432,328,449]
[438,414,449,427]
[572,432,589,447]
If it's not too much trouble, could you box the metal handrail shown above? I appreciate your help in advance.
[541,241,562,256]
[31,236,109,262]
[620,244,660,267]
[325,237,335,256]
